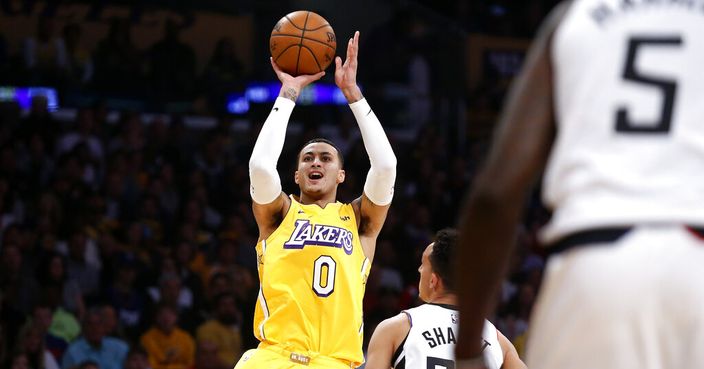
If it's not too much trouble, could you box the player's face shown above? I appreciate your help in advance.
[418,243,435,302]
[295,142,345,196]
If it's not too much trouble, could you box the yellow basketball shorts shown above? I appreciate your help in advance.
[234,343,355,369]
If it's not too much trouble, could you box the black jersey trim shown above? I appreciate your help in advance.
[391,312,411,368]
[427,302,459,311]
[550,225,704,255]
[547,227,632,256]
[687,226,704,240]
[391,333,408,368]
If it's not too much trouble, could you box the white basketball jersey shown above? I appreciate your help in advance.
[541,0,704,243]
[391,304,503,369]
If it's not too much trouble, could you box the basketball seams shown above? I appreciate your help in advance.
[284,14,305,31]
[300,45,322,72]
[295,11,311,75]
[273,44,298,63]
[305,24,332,32]
[270,34,336,51]
[282,15,330,32]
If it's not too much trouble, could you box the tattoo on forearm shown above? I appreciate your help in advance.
[281,88,298,102]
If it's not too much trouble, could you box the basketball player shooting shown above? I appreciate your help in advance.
[455,1,704,369]
[365,229,525,369]
[236,30,396,369]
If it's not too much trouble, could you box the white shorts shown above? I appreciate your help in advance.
[526,225,704,369]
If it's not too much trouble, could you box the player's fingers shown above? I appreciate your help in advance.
[312,71,325,81]
[270,57,282,73]
[335,56,342,70]
[348,33,358,61]
[346,37,354,59]
[301,71,325,84]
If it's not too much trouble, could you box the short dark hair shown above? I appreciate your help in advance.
[297,138,344,168]
[430,228,457,291]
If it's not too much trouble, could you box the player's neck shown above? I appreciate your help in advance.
[429,292,457,306]
[299,191,337,208]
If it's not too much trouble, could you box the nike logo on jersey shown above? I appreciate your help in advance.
[340,215,350,221]
[283,220,354,255]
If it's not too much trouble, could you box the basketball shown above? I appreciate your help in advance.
[270,11,336,76]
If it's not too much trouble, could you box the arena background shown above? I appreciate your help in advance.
[0,0,558,367]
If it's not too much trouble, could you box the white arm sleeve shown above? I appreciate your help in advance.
[350,98,397,206]
[249,97,295,204]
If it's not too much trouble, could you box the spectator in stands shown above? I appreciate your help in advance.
[43,286,81,343]
[1,290,27,361]
[61,228,101,299]
[22,15,67,85]
[140,303,195,369]
[62,307,129,369]
[105,254,145,342]
[21,132,55,196]
[195,292,242,366]
[148,271,192,309]
[198,239,237,289]
[15,321,61,369]
[101,305,119,339]
[192,341,225,369]
[56,108,104,170]
[18,96,60,156]
[31,303,69,362]
[172,239,207,293]
[35,252,85,320]
[0,243,39,314]
[147,19,196,101]
[62,23,93,87]
[123,347,151,369]
[146,267,200,333]
[201,272,233,320]
[199,37,244,113]
[7,352,31,369]
[134,195,165,254]
[93,18,143,94]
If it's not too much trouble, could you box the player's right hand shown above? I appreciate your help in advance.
[271,57,325,98]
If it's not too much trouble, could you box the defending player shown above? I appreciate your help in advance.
[236,31,396,369]
[456,1,704,368]
[365,229,525,369]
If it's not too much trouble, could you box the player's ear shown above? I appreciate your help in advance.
[294,170,300,184]
[337,169,345,184]
[430,272,438,290]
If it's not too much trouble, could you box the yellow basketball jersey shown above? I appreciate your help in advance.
[253,195,371,367]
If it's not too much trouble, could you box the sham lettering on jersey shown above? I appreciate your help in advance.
[422,327,457,348]
[284,220,354,255]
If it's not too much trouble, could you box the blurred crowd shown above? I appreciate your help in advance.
[0,2,559,369]
[0,15,245,115]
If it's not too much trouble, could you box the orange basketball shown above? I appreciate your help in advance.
[270,11,336,76]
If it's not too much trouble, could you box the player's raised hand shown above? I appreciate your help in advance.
[271,57,325,101]
[335,31,362,102]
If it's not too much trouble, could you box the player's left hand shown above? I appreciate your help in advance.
[335,31,361,99]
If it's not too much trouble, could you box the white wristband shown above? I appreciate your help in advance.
[249,97,295,204]
[350,98,396,206]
